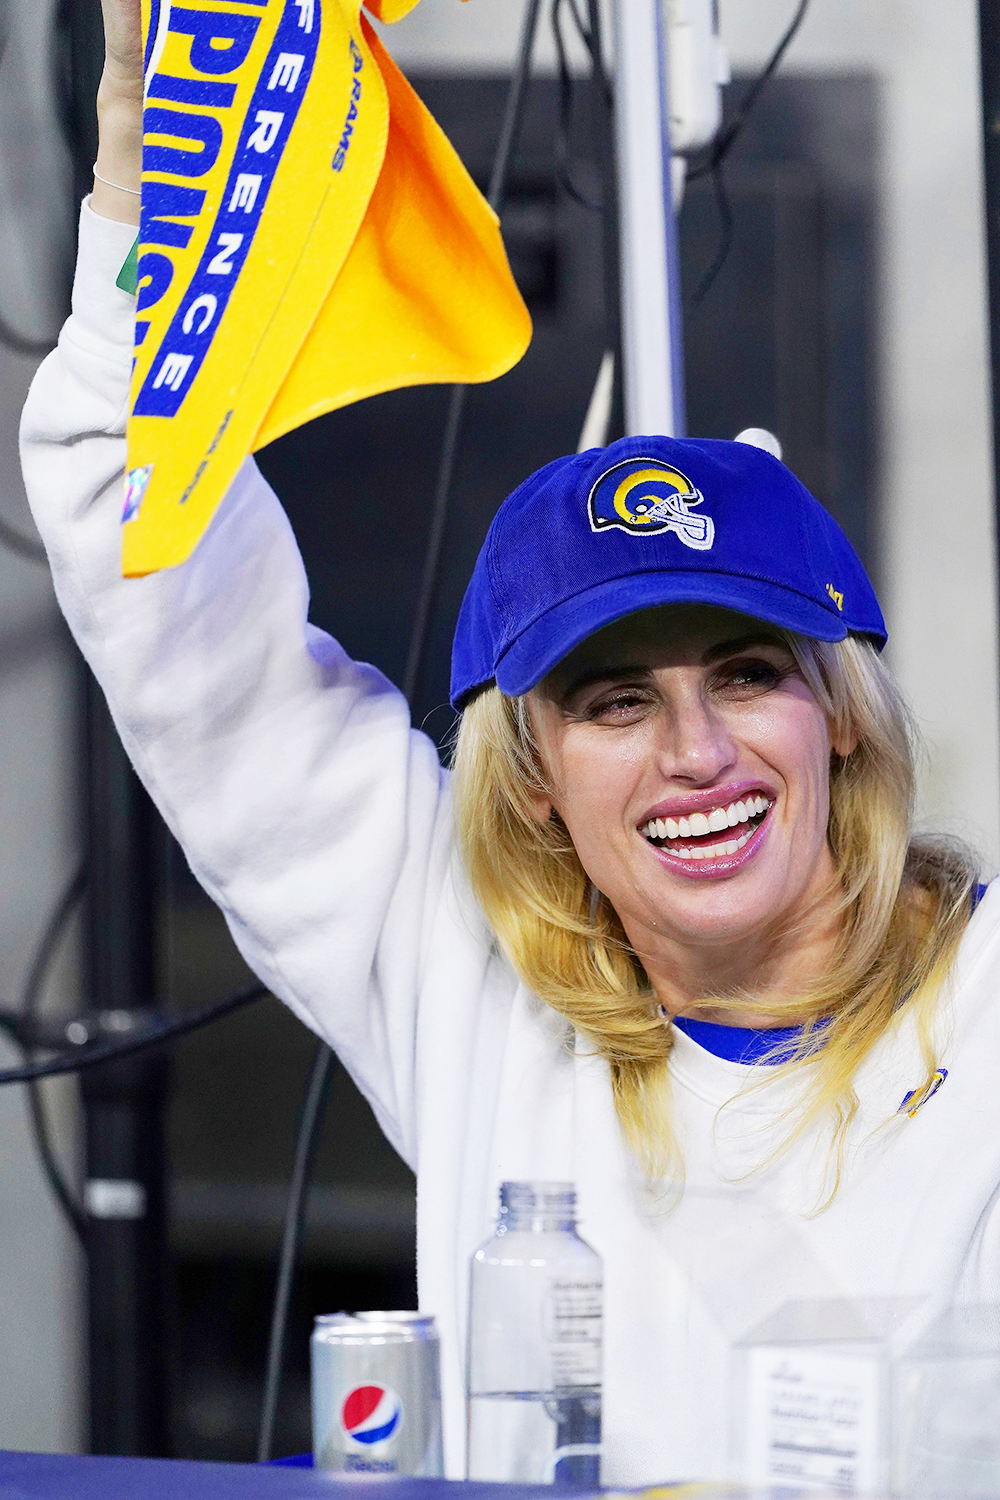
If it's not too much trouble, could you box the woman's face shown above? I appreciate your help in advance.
[528,605,851,970]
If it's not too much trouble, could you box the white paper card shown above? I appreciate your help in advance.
[744,1345,883,1491]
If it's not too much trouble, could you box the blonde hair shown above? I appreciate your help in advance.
[451,633,977,1186]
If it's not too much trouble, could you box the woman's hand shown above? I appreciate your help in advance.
[92,0,143,226]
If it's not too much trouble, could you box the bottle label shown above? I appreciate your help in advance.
[546,1279,603,1386]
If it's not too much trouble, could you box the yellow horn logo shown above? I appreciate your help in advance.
[614,467,689,525]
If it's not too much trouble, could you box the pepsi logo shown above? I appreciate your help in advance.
[341,1385,403,1446]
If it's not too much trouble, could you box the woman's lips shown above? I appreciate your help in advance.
[641,801,773,877]
[641,794,771,849]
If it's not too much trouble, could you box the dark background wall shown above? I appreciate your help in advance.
[159,68,879,1462]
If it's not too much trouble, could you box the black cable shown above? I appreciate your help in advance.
[583,0,623,445]
[0,979,268,1085]
[256,1040,336,1463]
[401,0,543,706]
[688,0,810,183]
[402,384,467,705]
[254,0,547,1461]
[561,0,608,96]
[693,161,734,305]
[486,0,545,211]
[552,0,600,211]
[687,0,810,302]
[18,865,88,1242]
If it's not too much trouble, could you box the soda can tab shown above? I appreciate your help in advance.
[311,1311,443,1475]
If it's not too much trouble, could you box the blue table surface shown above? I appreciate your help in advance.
[0,1451,598,1499]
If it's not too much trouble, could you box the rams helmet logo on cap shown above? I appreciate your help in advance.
[588,458,715,550]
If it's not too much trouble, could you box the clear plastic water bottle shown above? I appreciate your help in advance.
[466,1180,602,1485]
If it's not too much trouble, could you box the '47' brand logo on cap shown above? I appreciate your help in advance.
[588,458,714,550]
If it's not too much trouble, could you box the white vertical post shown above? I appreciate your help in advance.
[612,0,686,437]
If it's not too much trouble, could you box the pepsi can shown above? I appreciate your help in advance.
[311,1311,443,1474]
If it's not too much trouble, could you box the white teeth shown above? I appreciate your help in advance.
[641,797,772,844]
[673,827,755,860]
[703,829,754,859]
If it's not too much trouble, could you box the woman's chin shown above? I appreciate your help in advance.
[636,857,798,949]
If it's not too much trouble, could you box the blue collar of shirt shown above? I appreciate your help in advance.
[671,1015,812,1065]
[673,882,989,1065]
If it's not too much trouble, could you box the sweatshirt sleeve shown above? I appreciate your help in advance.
[19,200,464,1165]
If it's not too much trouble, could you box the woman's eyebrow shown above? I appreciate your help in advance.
[701,632,785,664]
[559,662,651,697]
[557,634,787,697]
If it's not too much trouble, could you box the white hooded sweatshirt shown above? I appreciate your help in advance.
[18,201,1000,1485]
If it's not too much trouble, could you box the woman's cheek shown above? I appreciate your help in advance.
[565,733,645,818]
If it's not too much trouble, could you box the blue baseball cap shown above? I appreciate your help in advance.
[450,434,885,709]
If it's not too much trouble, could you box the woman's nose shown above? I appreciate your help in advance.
[656,693,738,785]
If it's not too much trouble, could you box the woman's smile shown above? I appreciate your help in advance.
[638,781,774,872]
[528,602,854,1014]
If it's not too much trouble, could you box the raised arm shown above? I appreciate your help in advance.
[18,0,467,1164]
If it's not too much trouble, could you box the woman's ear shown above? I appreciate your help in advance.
[525,787,554,823]
[829,717,858,759]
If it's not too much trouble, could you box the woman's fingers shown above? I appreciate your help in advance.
[93,0,143,222]
[99,0,143,99]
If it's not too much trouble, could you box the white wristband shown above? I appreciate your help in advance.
[92,164,141,197]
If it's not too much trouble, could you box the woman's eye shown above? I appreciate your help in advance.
[585,691,651,722]
[715,658,788,694]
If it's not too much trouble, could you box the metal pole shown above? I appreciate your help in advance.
[81,678,170,1457]
[62,0,173,1454]
[612,0,686,436]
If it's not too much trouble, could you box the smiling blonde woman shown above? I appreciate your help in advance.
[17,0,1000,1482]
[455,617,977,1188]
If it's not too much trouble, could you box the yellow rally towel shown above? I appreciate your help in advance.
[124,0,531,576]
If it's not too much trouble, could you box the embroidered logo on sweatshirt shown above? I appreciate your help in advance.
[897,1067,948,1118]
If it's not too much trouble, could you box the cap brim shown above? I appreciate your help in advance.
[491,570,859,698]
